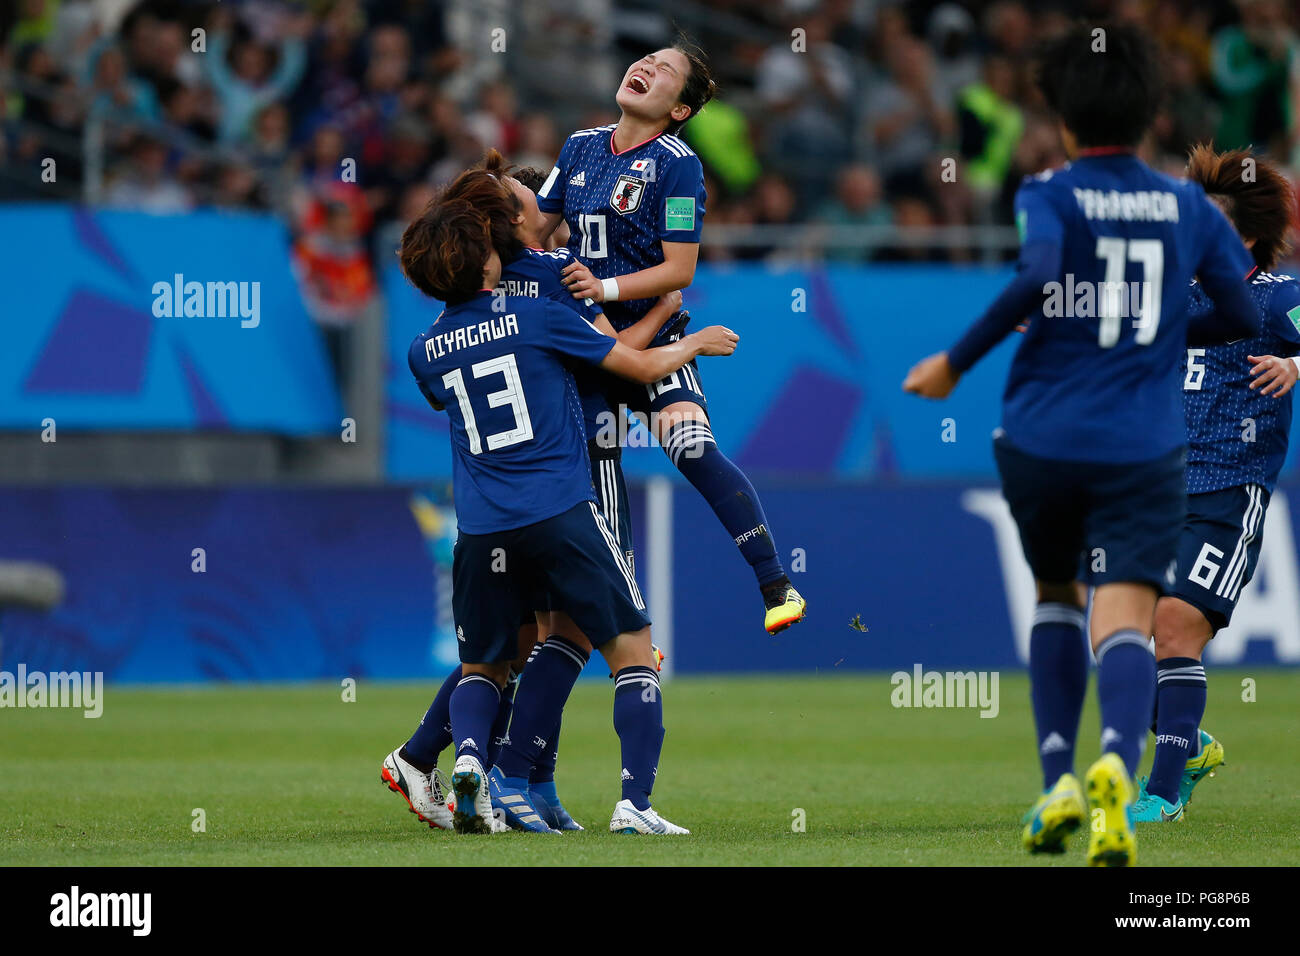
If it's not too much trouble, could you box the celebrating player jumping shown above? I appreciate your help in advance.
[535,38,807,635]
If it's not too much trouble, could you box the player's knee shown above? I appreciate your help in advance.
[545,611,594,653]
[462,661,511,686]
[1036,580,1083,608]
[599,626,653,674]
[1153,598,1211,659]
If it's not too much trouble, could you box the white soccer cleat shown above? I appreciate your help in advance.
[451,754,506,834]
[381,749,453,830]
[609,798,690,835]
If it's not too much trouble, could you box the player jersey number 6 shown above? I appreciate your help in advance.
[442,353,535,454]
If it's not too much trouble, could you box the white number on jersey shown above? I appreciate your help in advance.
[1095,237,1164,348]
[442,353,534,455]
[577,213,608,259]
[1185,348,1207,390]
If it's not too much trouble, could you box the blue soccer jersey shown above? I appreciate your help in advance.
[408,293,616,534]
[536,124,705,336]
[494,246,612,438]
[992,153,1258,464]
[1182,269,1300,494]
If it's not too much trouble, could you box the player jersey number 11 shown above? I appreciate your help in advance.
[442,353,535,454]
[1095,236,1163,348]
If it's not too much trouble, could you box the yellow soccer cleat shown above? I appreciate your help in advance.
[1085,753,1138,867]
[1180,730,1225,806]
[764,584,807,634]
[1021,773,1087,854]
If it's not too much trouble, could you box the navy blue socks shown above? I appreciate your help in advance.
[494,636,589,780]
[1028,602,1090,789]
[613,665,665,810]
[664,421,785,587]
[1095,630,1156,779]
[449,673,501,768]
[403,664,461,771]
[1147,657,1207,803]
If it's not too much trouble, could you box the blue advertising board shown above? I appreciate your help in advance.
[2,483,1296,683]
[0,205,340,434]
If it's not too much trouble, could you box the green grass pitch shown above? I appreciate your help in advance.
[2,671,1297,866]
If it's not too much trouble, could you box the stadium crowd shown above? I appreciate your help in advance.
[3,0,1298,291]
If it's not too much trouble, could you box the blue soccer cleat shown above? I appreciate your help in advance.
[1132,782,1185,823]
[529,780,584,831]
[487,768,560,833]
[1179,730,1225,806]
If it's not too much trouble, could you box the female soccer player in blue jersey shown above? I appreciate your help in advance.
[1133,145,1300,824]
[534,38,807,635]
[904,23,1260,866]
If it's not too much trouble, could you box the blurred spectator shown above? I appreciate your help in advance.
[756,9,854,203]
[814,164,892,261]
[103,135,193,213]
[83,41,159,123]
[203,6,308,145]
[1211,0,1297,153]
[956,55,1023,220]
[864,37,954,200]
[684,98,762,198]
[292,184,378,391]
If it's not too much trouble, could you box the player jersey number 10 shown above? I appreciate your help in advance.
[577,214,608,259]
[1095,236,1163,348]
[442,353,535,454]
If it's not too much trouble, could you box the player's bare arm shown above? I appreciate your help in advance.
[599,325,737,384]
[592,291,682,349]
[562,242,698,303]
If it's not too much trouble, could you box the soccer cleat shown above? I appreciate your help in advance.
[488,768,560,834]
[764,584,807,635]
[1180,730,1225,806]
[381,749,453,830]
[450,754,501,834]
[1084,753,1137,867]
[1020,773,1086,854]
[1131,784,1185,823]
[609,798,690,835]
[529,780,584,831]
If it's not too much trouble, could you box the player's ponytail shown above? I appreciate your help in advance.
[1187,144,1295,271]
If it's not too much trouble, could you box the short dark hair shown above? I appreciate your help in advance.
[1034,22,1160,149]
[667,35,716,136]
[1187,144,1295,271]
[513,166,548,194]
[399,149,522,302]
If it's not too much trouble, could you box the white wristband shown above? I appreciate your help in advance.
[1291,356,1300,375]
[601,277,620,302]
